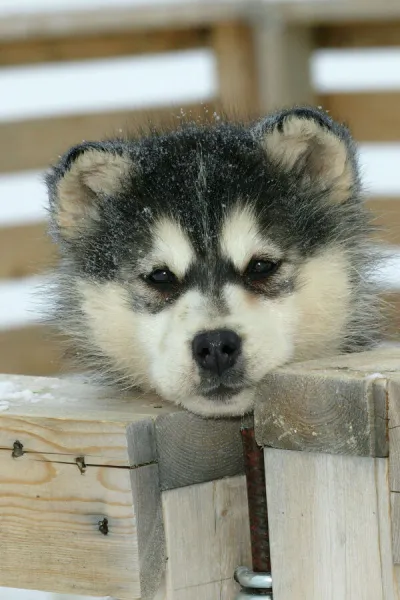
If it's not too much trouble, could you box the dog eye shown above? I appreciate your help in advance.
[147,268,177,285]
[245,259,280,280]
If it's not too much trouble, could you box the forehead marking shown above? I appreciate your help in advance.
[152,218,195,278]
[220,206,282,271]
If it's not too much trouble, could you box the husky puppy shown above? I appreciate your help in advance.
[46,107,379,417]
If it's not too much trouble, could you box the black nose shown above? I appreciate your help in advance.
[192,329,242,375]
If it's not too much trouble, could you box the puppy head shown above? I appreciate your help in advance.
[47,107,371,417]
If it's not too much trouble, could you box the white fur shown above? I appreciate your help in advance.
[220,206,282,271]
[146,218,194,278]
[78,243,352,417]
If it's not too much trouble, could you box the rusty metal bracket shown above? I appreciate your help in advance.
[235,427,273,598]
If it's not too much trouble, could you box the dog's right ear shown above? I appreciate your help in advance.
[46,142,132,242]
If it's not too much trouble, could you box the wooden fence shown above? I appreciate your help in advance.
[0,346,400,599]
[1,0,400,378]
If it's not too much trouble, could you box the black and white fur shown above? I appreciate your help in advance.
[46,107,380,417]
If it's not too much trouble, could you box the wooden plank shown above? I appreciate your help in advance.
[275,0,400,25]
[212,22,259,117]
[0,373,247,489]
[0,382,173,599]
[367,198,400,246]
[0,325,64,376]
[254,11,315,112]
[254,348,400,456]
[0,102,217,173]
[0,27,210,66]
[0,223,57,279]
[0,2,252,41]
[264,449,397,600]
[162,476,251,599]
[319,92,400,142]
[382,292,400,339]
[154,412,251,490]
[316,22,400,48]
[0,373,253,597]
[388,377,400,563]
[0,451,141,598]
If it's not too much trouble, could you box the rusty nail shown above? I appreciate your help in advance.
[98,517,109,535]
[12,440,24,458]
[76,456,87,474]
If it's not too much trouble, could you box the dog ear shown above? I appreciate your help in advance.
[46,142,132,241]
[252,107,359,203]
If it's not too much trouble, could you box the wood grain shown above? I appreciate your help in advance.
[0,102,217,173]
[264,449,397,600]
[254,348,400,456]
[319,92,400,142]
[162,476,251,599]
[0,27,210,66]
[0,448,141,598]
[154,412,251,490]
[388,377,400,562]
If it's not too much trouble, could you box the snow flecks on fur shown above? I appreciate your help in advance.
[45,106,382,417]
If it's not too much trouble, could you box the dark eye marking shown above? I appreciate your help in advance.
[244,258,281,282]
[142,268,179,291]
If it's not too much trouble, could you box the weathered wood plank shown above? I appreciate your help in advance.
[162,476,251,599]
[154,412,251,490]
[254,12,315,112]
[0,325,64,376]
[212,22,259,117]
[0,102,217,173]
[0,2,253,41]
[388,377,400,563]
[0,373,247,488]
[0,223,57,279]
[0,450,141,598]
[367,198,400,246]
[316,22,400,48]
[264,449,397,600]
[319,92,400,142]
[0,27,210,66]
[254,348,400,456]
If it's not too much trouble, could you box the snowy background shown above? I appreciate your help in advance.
[1,0,400,599]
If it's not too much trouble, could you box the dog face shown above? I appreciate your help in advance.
[47,107,375,416]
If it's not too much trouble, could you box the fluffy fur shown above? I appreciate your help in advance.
[46,107,380,417]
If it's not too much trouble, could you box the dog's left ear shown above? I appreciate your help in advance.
[252,107,359,203]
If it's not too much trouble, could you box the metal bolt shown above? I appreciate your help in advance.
[98,517,109,535]
[12,440,24,458]
[235,566,272,589]
[76,456,87,474]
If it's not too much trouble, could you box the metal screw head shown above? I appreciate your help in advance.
[98,518,109,535]
[12,440,24,458]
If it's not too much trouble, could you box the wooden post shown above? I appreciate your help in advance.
[0,374,250,599]
[212,21,260,118]
[252,6,315,112]
[254,347,400,600]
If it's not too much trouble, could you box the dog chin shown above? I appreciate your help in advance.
[175,388,256,418]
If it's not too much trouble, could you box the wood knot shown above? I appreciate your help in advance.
[12,440,24,458]
[98,518,109,535]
